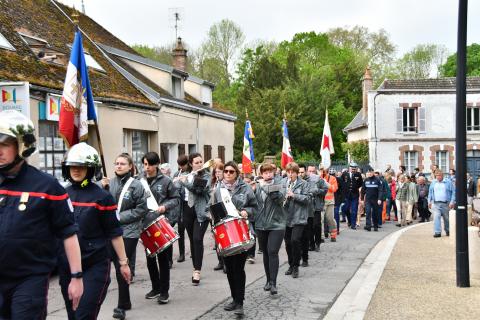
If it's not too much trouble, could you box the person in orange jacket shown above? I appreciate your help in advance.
[319,166,339,241]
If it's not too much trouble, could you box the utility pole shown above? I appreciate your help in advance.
[455,0,470,288]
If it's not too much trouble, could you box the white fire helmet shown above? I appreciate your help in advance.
[63,142,101,167]
[0,110,36,158]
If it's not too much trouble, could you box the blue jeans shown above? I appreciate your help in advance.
[365,199,379,228]
[432,202,450,235]
[345,195,359,228]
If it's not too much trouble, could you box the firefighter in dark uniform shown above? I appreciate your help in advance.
[140,152,180,304]
[0,110,83,319]
[59,142,131,319]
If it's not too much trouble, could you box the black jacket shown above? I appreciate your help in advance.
[0,163,77,279]
[361,176,384,202]
[60,182,122,269]
[342,171,363,197]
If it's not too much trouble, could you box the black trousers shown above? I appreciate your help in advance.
[285,225,305,267]
[177,201,186,256]
[246,221,256,258]
[312,211,322,247]
[183,204,209,270]
[256,229,285,285]
[0,274,49,320]
[146,245,171,294]
[59,259,111,320]
[302,217,313,262]
[224,251,248,304]
[418,199,431,220]
[112,237,138,310]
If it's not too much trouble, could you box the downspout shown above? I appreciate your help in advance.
[373,92,381,167]
[196,113,200,152]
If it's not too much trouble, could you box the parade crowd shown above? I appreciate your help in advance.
[0,110,462,320]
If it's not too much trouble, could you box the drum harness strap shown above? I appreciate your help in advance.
[116,177,134,220]
[140,178,159,212]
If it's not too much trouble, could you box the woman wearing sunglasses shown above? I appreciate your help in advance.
[212,161,258,316]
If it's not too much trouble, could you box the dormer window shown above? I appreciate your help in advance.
[0,32,15,51]
[172,76,182,99]
[18,32,66,65]
[84,52,105,72]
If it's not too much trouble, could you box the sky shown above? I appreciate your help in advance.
[57,0,480,58]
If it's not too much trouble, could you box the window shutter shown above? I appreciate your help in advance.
[418,106,426,133]
[396,108,403,133]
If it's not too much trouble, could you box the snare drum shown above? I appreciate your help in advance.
[212,216,254,257]
[140,215,179,257]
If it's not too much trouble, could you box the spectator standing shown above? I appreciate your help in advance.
[428,170,455,238]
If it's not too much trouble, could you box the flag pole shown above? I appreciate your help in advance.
[72,9,108,177]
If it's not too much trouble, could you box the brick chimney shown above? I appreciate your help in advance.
[172,37,187,71]
[362,67,373,119]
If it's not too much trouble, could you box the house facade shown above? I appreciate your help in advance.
[345,73,480,177]
[0,0,235,179]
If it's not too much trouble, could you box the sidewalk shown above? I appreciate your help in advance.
[364,218,480,320]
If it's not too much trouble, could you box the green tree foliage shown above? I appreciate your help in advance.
[341,140,369,162]
[227,32,359,163]
[327,26,396,87]
[440,43,480,77]
[394,44,449,79]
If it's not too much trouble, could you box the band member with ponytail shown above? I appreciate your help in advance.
[140,152,180,304]
[175,153,211,285]
[254,163,286,295]
[60,143,131,320]
[172,155,191,263]
[283,162,311,279]
[101,153,147,320]
[213,161,257,316]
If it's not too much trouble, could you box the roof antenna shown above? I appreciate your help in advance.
[168,8,184,41]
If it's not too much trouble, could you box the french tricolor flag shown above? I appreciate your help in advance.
[59,29,97,148]
[242,119,255,174]
[281,119,294,169]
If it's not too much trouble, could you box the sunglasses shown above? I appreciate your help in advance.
[224,169,236,174]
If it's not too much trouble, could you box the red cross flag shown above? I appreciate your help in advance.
[320,110,334,169]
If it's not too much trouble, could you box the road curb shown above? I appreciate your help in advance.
[323,222,427,320]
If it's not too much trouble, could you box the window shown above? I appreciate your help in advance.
[0,32,15,51]
[203,145,212,161]
[467,107,480,131]
[188,144,196,154]
[160,143,169,163]
[84,52,105,72]
[404,151,418,175]
[218,145,225,163]
[38,121,67,181]
[131,130,148,173]
[396,104,425,133]
[172,76,181,98]
[178,144,185,156]
[436,151,449,173]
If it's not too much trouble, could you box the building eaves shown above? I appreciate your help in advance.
[343,110,368,132]
[187,75,215,88]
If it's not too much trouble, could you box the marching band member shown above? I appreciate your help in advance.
[254,163,286,295]
[283,162,311,279]
[213,161,257,316]
[101,153,147,320]
[172,155,191,263]
[319,166,339,241]
[141,152,180,304]
[176,153,211,285]
[0,110,83,319]
[211,162,227,273]
[59,143,131,319]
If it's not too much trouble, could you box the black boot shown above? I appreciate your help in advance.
[177,254,185,263]
[213,263,224,271]
[224,300,237,311]
[270,281,278,295]
[292,266,299,278]
[285,266,293,275]
[234,303,244,316]
[264,281,271,291]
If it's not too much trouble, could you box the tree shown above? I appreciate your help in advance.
[394,44,449,79]
[341,141,369,162]
[327,26,396,86]
[440,43,480,77]
[201,19,245,85]
[132,44,173,65]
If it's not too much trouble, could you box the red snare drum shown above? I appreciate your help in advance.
[212,217,254,257]
[141,216,179,257]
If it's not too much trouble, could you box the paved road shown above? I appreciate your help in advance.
[47,219,397,319]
